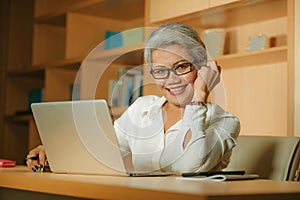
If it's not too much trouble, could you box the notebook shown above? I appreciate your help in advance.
[31,100,175,177]
[0,159,16,167]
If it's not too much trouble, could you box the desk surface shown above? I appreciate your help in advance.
[1,166,300,200]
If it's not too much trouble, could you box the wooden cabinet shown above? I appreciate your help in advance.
[1,0,299,163]
[144,0,299,137]
[2,0,145,163]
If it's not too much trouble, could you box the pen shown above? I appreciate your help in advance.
[181,170,245,177]
[26,156,39,160]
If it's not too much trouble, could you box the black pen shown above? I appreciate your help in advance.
[181,170,245,177]
[26,156,39,160]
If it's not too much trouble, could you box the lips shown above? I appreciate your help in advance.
[167,85,187,95]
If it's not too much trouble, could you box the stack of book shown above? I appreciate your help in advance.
[108,66,143,107]
[104,28,144,50]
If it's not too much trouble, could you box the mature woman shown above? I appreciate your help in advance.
[27,23,240,173]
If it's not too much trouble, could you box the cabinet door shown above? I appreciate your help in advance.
[210,0,241,7]
[149,0,209,23]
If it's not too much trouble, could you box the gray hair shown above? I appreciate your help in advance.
[144,23,207,69]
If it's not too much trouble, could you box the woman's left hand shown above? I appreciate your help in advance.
[192,60,221,102]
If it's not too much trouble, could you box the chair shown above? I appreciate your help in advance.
[225,135,300,181]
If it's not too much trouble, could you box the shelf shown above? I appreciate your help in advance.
[215,46,287,68]
[33,12,144,65]
[7,42,145,79]
[35,0,104,25]
[32,23,66,65]
[5,114,33,124]
[152,0,287,29]
[83,43,145,65]
[1,0,147,166]
[7,68,45,79]
[76,0,144,21]
[34,56,84,70]
[35,0,144,26]
[7,56,83,77]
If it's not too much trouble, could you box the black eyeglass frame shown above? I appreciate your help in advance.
[150,62,196,79]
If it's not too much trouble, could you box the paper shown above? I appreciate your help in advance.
[177,174,259,182]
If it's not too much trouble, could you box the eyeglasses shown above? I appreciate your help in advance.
[150,62,194,79]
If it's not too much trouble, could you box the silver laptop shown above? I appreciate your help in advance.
[31,100,175,176]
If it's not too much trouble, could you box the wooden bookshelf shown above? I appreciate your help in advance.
[1,0,299,165]
[2,0,145,163]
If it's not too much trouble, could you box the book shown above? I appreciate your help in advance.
[28,88,44,110]
[104,30,123,50]
[122,27,144,46]
[108,67,143,107]
[108,79,118,107]
[201,28,225,58]
[118,75,134,106]
[130,73,143,104]
[126,67,143,104]
[0,159,16,167]
[124,76,134,106]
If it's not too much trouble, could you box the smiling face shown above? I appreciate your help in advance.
[151,45,197,107]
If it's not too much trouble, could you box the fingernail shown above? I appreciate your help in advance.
[32,167,37,172]
[37,165,44,172]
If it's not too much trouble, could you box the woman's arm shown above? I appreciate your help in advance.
[183,103,240,171]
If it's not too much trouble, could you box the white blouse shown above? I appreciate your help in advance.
[114,95,240,173]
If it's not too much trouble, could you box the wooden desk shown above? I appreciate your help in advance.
[1,166,300,200]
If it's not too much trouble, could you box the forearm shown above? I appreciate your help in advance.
[182,103,240,171]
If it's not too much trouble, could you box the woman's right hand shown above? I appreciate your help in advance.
[26,145,47,172]
[192,60,221,102]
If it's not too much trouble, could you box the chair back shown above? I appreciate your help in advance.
[225,135,300,181]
